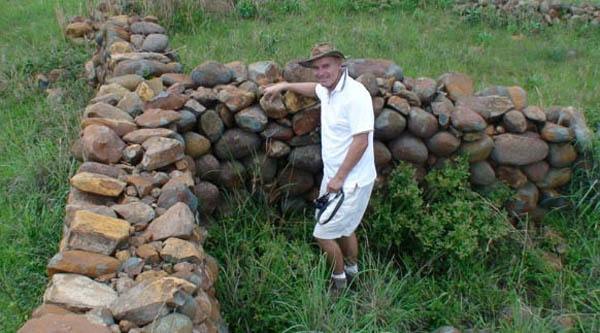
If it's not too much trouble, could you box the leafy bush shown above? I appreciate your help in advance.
[237,0,257,19]
[365,157,513,262]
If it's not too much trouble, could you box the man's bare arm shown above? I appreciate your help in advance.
[326,133,369,193]
[263,82,318,98]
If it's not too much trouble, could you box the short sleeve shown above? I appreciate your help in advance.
[315,84,325,101]
[348,88,374,135]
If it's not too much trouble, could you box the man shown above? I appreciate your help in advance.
[264,42,376,290]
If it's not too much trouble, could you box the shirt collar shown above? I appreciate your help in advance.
[329,66,348,95]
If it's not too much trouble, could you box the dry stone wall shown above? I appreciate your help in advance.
[454,0,600,26]
[20,1,594,332]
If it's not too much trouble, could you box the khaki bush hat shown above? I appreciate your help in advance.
[299,42,346,68]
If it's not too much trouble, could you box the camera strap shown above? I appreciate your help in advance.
[316,189,345,225]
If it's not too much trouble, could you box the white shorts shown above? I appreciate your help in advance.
[313,180,374,240]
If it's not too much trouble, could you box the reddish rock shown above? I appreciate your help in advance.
[160,237,205,264]
[497,166,528,188]
[523,105,546,122]
[292,107,320,136]
[283,59,317,82]
[455,95,514,120]
[536,168,572,189]
[43,273,118,312]
[65,22,93,38]
[492,134,549,166]
[265,140,291,158]
[284,90,318,113]
[509,182,539,213]
[80,117,137,137]
[148,202,195,241]
[437,72,473,102]
[125,174,155,197]
[47,250,121,278]
[81,125,126,164]
[427,131,460,156]
[346,58,403,80]
[260,93,288,119]
[135,108,181,128]
[30,304,72,319]
[145,91,189,110]
[548,143,577,168]
[541,122,574,143]
[248,61,280,85]
[68,210,130,255]
[217,85,255,112]
[451,105,487,132]
[18,313,112,333]
[123,128,175,144]
[412,77,437,103]
[111,201,156,227]
[140,136,184,170]
[70,172,126,197]
[522,161,550,183]
[161,73,194,88]
[76,161,124,178]
[356,73,379,96]
[261,122,294,140]
[225,61,248,83]
[84,102,134,122]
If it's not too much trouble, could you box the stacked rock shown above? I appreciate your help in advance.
[20,11,226,333]
[20,1,594,331]
[454,0,600,26]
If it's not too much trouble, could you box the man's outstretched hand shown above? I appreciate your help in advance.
[263,82,289,98]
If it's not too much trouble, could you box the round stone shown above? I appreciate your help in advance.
[234,105,268,132]
[214,129,261,160]
[373,140,392,167]
[458,135,493,162]
[427,131,460,157]
[183,132,211,158]
[408,107,438,138]
[503,110,527,133]
[375,108,406,141]
[141,33,168,52]
[548,143,577,168]
[469,161,496,186]
[199,110,224,142]
[451,105,487,132]
[388,133,428,165]
[191,61,233,87]
[491,134,549,166]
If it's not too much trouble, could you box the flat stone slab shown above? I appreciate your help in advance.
[67,210,130,255]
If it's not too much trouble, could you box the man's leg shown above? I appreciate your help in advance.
[338,232,358,265]
[315,237,344,275]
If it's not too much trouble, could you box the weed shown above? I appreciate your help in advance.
[237,0,257,19]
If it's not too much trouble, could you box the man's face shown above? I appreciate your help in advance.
[311,56,342,90]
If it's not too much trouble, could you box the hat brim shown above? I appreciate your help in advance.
[298,51,346,68]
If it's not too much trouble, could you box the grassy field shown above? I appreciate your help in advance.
[0,0,599,332]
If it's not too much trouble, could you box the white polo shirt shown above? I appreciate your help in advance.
[315,67,376,189]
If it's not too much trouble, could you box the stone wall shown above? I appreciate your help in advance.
[19,1,594,332]
[454,0,600,26]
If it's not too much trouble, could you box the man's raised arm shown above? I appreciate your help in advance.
[263,82,318,98]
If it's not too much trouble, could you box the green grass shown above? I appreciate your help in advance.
[0,1,94,331]
[1,0,599,332]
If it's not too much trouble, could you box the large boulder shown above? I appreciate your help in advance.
[388,133,428,165]
[43,273,118,312]
[491,134,549,166]
[374,108,406,141]
[214,129,261,160]
[191,61,233,87]
[346,58,403,80]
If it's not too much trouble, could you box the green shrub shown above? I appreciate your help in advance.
[237,0,257,19]
[365,157,513,262]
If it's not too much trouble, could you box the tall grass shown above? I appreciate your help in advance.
[1,0,599,332]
